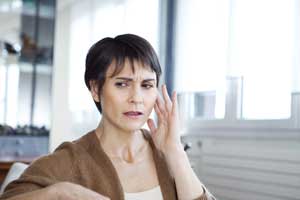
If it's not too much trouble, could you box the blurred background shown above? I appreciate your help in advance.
[0,0,299,199]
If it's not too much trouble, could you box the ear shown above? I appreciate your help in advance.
[89,80,100,102]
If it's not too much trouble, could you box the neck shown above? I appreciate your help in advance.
[95,119,149,163]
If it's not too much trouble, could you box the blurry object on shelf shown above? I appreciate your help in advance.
[178,91,216,120]
[15,125,49,136]
[18,0,55,65]
[4,41,19,55]
[19,33,37,61]
[0,125,15,136]
[177,91,216,135]
[0,124,49,136]
[19,33,53,65]
[0,40,20,56]
[19,31,54,65]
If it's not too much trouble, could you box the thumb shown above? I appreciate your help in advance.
[147,118,156,135]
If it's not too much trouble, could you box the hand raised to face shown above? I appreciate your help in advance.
[147,84,183,155]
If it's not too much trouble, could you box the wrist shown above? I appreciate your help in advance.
[164,147,193,180]
[164,146,188,166]
[163,143,185,158]
[162,141,184,155]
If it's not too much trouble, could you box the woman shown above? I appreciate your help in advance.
[0,34,215,200]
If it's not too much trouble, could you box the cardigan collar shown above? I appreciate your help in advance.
[77,129,177,200]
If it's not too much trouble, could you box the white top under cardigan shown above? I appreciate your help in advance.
[124,186,163,200]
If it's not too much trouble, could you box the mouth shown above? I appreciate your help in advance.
[123,111,144,119]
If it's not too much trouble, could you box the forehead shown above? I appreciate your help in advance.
[106,59,156,79]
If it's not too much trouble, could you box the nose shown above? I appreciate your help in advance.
[129,86,143,104]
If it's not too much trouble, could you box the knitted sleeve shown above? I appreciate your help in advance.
[193,186,217,200]
[0,142,78,200]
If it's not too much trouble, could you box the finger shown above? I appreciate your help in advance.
[147,118,157,134]
[156,95,167,117]
[154,102,164,121]
[162,84,172,112]
[154,103,168,129]
[171,91,178,116]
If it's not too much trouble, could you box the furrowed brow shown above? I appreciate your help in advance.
[115,77,133,81]
[143,79,156,82]
[115,77,156,82]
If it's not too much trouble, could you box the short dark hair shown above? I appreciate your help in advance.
[84,34,162,113]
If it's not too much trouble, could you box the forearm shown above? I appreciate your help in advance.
[165,147,204,200]
[1,182,110,200]
[0,185,58,200]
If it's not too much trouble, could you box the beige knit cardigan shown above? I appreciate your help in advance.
[0,130,214,200]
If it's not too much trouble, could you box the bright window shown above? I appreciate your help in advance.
[230,0,295,119]
[175,0,299,120]
[175,0,230,119]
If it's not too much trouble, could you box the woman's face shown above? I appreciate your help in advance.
[93,60,158,133]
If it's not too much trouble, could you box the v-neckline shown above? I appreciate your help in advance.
[84,129,173,200]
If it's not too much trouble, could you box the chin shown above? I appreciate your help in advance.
[122,118,148,131]
[121,123,145,133]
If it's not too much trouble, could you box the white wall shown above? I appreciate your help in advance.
[50,1,100,152]
[50,2,73,151]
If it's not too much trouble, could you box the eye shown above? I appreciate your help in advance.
[142,83,154,89]
[115,82,128,88]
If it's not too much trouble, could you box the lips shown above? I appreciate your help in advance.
[123,111,144,119]
[124,111,143,116]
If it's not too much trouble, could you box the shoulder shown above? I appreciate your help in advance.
[22,141,80,178]
[0,131,96,199]
[21,131,95,180]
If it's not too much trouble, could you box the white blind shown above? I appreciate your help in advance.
[175,0,299,120]
[230,0,295,119]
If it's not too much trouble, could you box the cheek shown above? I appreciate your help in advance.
[145,90,158,107]
[101,90,123,109]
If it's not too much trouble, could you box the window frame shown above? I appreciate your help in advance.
[163,0,300,135]
[184,90,300,135]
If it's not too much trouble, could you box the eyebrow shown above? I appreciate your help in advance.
[115,77,156,82]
